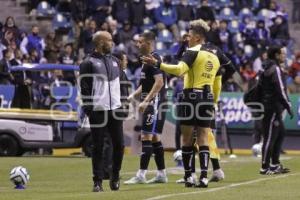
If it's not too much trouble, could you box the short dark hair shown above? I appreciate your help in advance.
[140,31,156,42]
[267,45,282,60]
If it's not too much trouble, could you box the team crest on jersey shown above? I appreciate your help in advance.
[112,61,118,67]
[205,61,213,72]
[145,114,154,125]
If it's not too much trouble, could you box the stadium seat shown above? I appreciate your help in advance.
[219,7,236,21]
[214,0,231,9]
[36,1,56,19]
[252,0,260,11]
[244,45,254,58]
[238,8,254,20]
[257,8,270,21]
[228,20,240,34]
[188,0,198,6]
[52,13,72,34]
[157,29,174,43]
[169,42,180,56]
[141,17,155,32]
[155,42,169,56]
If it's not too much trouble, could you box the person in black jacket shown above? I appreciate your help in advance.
[259,45,293,175]
[79,31,124,192]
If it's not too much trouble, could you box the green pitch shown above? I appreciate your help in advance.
[1,154,300,200]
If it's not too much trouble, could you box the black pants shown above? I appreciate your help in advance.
[175,106,181,150]
[89,110,124,182]
[261,110,286,169]
[253,119,263,144]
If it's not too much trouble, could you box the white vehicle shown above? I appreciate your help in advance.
[0,64,92,156]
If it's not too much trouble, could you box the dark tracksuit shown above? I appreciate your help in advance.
[80,52,125,183]
[260,60,292,169]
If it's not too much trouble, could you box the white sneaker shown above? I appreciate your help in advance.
[124,176,146,185]
[195,178,208,188]
[209,169,225,182]
[176,173,197,184]
[176,178,185,184]
[146,175,168,184]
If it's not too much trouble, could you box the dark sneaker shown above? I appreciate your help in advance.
[195,178,208,188]
[271,164,290,174]
[184,176,195,188]
[110,173,120,191]
[259,168,275,175]
[92,182,103,192]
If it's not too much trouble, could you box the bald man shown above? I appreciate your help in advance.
[80,31,125,192]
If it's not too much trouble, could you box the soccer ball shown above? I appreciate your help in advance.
[173,150,182,161]
[10,166,30,186]
[252,143,262,157]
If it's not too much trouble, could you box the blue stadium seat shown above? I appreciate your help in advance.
[52,13,72,31]
[214,0,231,9]
[157,29,174,43]
[36,1,56,18]
[219,7,236,21]
[228,20,240,34]
[141,17,155,32]
[252,0,260,10]
[155,42,169,56]
[172,0,180,5]
[244,45,254,58]
[169,42,180,56]
[238,8,254,20]
[257,8,270,21]
[188,0,198,6]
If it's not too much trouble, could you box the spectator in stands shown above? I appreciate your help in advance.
[195,0,215,23]
[125,34,140,73]
[176,0,194,31]
[287,72,300,93]
[11,49,33,109]
[28,49,40,63]
[145,0,160,18]
[71,0,88,24]
[240,60,256,82]
[154,0,180,41]
[292,0,300,24]
[20,25,45,61]
[112,0,131,25]
[254,20,270,50]
[130,0,146,30]
[270,15,290,46]
[59,43,78,85]
[117,21,136,46]
[253,50,268,73]
[232,47,247,70]
[81,19,98,55]
[88,0,111,26]
[206,21,222,47]
[3,16,20,45]
[44,32,61,63]
[108,19,119,43]
[289,52,300,78]
[219,20,232,54]
[0,49,13,84]
[2,30,15,48]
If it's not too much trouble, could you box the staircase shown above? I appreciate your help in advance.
[0,0,52,37]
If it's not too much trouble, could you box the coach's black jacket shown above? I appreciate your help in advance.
[261,59,291,113]
[80,52,121,115]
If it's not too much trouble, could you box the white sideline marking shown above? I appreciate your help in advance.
[144,173,300,200]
